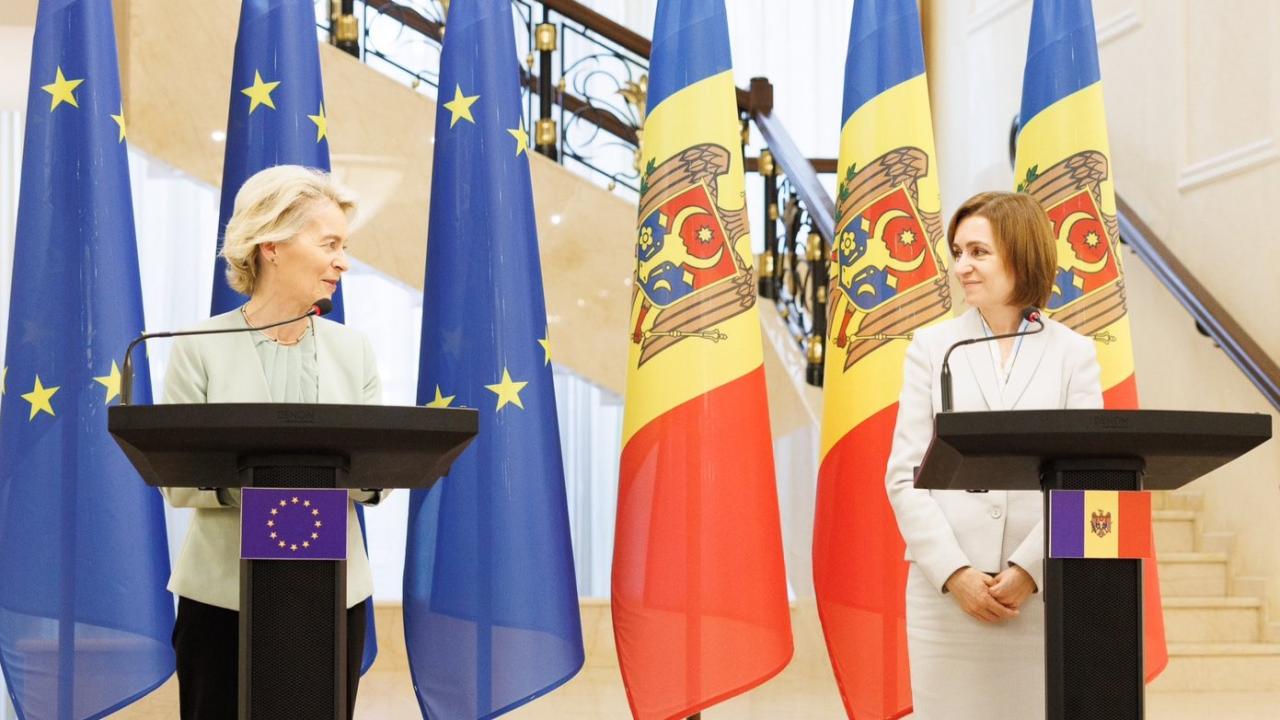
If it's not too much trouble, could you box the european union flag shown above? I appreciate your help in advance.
[212,0,379,674]
[405,0,584,716]
[212,0,343,321]
[0,1,175,717]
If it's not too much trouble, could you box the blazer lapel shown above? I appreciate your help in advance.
[1003,321,1049,408]
[955,309,1003,411]
[214,310,272,402]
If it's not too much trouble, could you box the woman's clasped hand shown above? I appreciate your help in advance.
[943,565,1037,622]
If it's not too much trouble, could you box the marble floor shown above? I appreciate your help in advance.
[109,601,1280,718]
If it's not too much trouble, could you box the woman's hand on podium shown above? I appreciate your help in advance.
[989,565,1037,610]
[944,567,1019,623]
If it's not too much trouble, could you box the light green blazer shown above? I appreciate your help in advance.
[160,309,383,610]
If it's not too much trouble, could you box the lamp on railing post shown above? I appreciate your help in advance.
[758,148,779,299]
[806,229,827,387]
[330,0,359,57]
[534,9,558,159]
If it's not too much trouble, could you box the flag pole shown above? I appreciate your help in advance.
[56,421,77,720]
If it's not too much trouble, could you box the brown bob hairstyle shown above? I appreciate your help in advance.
[947,191,1057,309]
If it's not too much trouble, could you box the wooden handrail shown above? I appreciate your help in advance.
[753,111,836,242]
[1116,195,1280,411]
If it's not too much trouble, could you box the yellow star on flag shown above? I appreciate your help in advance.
[93,360,123,404]
[485,368,528,411]
[508,125,529,156]
[538,330,551,366]
[443,84,479,127]
[110,105,127,142]
[42,67,83,111]
[425,385,455,408]
[308,103,328,142]
[1,366,7,396]
[21,375,59,420]
[241,71,281,114]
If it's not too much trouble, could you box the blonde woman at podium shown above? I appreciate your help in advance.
[884,191,1103,719]
[160,166,383,720]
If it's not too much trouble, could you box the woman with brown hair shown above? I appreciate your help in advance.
[884,191,1103,718]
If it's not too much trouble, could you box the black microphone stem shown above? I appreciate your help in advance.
[938,310,1045,414]
[120,306,322,406]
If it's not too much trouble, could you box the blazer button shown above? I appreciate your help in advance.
[990,506,1003,519]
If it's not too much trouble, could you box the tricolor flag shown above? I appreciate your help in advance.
[612,1,792,717]
[404,0,583,716]
[1013,0,1166,680]
[812,1,950,717]
[0,1,175,717]
[1049,491,1154,559]
[212,0,342,320]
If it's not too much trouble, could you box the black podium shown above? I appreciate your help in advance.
[915,409,1271,720]
[108,403,478,719]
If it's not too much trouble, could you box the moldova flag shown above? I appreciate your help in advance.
[612,2,792,717]
[1014,0,1167,680]
[0,1,175,717]
[812,1,950,717]
[404,0,584,716]
[1049,491,1154,559]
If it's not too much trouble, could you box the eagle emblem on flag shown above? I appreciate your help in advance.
[1019,150,1127,339]
[827,147,950,370]
[630,143,755,366]
[1090,508,1113,538]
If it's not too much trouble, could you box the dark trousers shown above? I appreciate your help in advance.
[173,596,367,719]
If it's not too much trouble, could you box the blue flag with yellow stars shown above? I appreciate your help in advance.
[0,1,175,717]
[405,0,584,716]
[212,0,379,674]
[212,0,343,321]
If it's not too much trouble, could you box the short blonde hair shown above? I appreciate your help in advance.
[220,165,357,296]
[947,191,1057,309]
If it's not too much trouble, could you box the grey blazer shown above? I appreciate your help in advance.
[160,309,383,610]
[884,308,1103,595]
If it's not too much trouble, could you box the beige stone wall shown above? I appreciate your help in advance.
[115,0,636,394]
[925,0,1280,619]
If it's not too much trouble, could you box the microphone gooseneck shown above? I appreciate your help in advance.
[939,306,1045,413]
[120,299,330,405]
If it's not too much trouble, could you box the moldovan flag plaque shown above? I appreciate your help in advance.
[1049,490,1153,559]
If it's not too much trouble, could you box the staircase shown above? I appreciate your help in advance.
[1150,491,1280,692]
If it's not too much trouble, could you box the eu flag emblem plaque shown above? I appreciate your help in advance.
[241,488,348,560]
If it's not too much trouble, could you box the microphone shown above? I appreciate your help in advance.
[120,299,332,405]
[939,306,1044,413]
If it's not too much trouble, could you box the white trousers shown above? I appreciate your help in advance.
[905,564,1045,720]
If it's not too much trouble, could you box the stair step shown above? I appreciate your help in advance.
[1157,552,1229,597]
[1162,491,1205,512]
[1153,510,1197,553]
[1163,597,1262,643]
[1150,643,1280,692]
